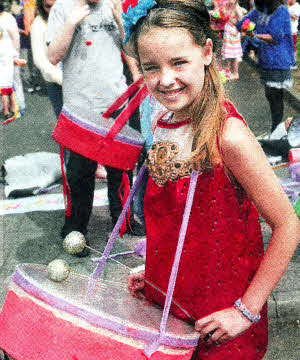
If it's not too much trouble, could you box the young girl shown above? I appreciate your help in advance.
[288,0,300,69]
[221,0,245,81]
[0,4,20,121]
[125,0,300,358]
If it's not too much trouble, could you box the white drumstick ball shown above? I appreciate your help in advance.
[47,259,70,282]
[63,231,86,255]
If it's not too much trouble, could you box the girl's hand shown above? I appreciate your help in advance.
[195,307,252,346]
[127,272,145,299]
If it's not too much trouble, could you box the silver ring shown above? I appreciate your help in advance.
[204,329,216,342]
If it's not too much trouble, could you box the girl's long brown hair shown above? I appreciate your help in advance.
[128,0,226,172]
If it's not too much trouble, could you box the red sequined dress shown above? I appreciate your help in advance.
[144,103,268,359]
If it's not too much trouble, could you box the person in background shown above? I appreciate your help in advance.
[31,0,62,118]
[16,10,41,93]
[210,0,230,70]
[0,3,20,121]
[221,0,245,81]
[47,0,141,255]
[288,0,300,70]
[23,0,37,37]
[237,0,294,134]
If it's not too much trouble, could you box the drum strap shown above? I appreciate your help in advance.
[144,170,199,358]
[86,164,148,297]
[60,146,71,218]
[87,167,199,357]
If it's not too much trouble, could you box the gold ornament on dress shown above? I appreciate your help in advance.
[146,141,193,186]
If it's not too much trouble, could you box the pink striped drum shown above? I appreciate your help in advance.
[0,264,199,360]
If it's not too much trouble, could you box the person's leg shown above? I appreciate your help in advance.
[292,34,298,69]
[224,58,230,73]
[231,59,239,80]
[28,47,42,91]
[19,48,31,90]
[264,85,284,132]
[61,151,97,238]
[1,94,9,116]
[45,82,63,119]
[9,93,15,113]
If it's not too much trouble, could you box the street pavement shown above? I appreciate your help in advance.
[0,60,299,359]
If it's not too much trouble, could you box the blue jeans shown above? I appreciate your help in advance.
[46,82,63,119]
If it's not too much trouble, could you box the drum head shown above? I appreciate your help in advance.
[13,264,199,349]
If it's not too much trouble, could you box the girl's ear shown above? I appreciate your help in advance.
[203,38,213,66]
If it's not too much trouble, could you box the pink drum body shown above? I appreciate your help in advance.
[0,265,198,360]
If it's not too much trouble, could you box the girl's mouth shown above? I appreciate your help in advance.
[159,87,186,99]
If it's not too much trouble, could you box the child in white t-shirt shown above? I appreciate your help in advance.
[0,6,25,121]
[288,0,300,69]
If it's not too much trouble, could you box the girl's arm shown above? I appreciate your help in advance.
[221,117,300,315]
[195,116,300,343]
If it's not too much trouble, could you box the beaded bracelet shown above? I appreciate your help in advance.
[233,298,261,324]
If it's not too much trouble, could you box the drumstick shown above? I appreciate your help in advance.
[86,246,196,322]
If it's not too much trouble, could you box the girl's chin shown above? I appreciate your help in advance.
[160,101,191,114]
[157,97,185,110]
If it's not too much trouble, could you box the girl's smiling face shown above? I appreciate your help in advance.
[138,27,212,121]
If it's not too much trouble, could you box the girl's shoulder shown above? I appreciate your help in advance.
[221,102,249,151]
[224,101,246,125]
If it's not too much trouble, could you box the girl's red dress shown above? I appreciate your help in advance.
[144,102,268,359]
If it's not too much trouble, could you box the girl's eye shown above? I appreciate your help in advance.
[174,61,187,67]
[142,65,158,73]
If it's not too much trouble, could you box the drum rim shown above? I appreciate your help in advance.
[12,264,199,349]
[61,108,145,147]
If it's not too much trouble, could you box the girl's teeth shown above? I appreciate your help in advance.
[163,89,183,96]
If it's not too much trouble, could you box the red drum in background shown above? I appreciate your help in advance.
[52,78,149,171]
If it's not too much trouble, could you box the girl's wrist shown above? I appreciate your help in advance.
[233,298,262,324]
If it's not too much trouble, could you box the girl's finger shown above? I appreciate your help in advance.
[216,333,230,344]
[195,314,213,329]
[199,323,219,341]
[208,328,227,345]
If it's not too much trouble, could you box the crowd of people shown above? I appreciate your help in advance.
[0,0,299,358]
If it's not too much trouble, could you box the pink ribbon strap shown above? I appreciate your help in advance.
[144,170,198,358]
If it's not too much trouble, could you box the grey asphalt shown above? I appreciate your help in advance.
[0,60,299,359]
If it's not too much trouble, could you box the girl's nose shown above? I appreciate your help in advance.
[159,68,176,87]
